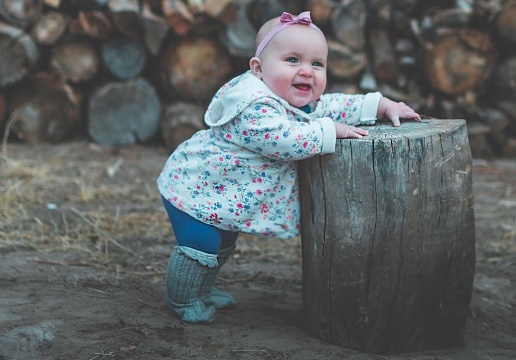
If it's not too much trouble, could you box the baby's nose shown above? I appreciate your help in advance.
[299,64,313,76]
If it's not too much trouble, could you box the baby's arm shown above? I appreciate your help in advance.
[377,97,421,127]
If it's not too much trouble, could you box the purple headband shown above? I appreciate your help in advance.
[255,11,323,57]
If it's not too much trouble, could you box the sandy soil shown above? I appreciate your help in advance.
[0,142,515,360]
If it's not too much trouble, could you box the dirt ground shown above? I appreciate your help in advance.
[0,142,515,360]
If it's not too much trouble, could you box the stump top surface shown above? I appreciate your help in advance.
[352,119,465,141]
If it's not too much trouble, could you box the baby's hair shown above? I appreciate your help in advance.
[254,16,281,53]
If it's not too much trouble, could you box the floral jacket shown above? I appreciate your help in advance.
[157,71,382,238]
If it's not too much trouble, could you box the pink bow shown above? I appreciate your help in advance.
[254,11,322,57]
[279,11,312,26]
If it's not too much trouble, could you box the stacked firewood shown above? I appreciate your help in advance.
[0,0,515,158]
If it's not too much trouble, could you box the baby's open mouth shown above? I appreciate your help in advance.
[293,84,311,91]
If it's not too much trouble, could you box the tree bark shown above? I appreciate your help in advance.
[88,78,162,146]
[299,119,475,354]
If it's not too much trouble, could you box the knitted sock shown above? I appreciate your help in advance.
[201,244,237,309]
[165,245,218,324]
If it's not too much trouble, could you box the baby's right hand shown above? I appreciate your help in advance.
[335,123,369,139]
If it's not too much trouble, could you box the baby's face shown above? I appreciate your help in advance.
[255,25,328,107]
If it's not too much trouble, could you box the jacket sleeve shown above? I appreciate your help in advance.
[317,92,382,125]
[214,99,336,161]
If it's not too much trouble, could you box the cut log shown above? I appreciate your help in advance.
[369,28,398,83]
[327,38,366,80]
[108,0,142,39]
[490,57,516,123]
[0,23,39,86]
[69,11,112,40]
[495,0,516,45]
[248,0,302,30]
[162,0,195,36]
[204,0,237,24]
[31,10,69,46]
[307,0,335,26]
[331,0,366,51]
[88,78,162,146]
[101,38,147,79]
[43,0,62,8]
[0,0,42,27]
[425,29,497,95]
[218,0,255,57]
[299,119,475,354]
[160,101,205,151]
[50,36,99,83]
[5,74,81,143]
[160,37,231,102]
[142,3,169,55]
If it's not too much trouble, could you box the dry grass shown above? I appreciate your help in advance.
[0,141,171,274]
[0,140,302,280]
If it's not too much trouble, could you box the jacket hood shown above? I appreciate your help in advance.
[205,71,289,127]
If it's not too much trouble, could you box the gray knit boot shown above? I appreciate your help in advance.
[200,244,237,309]
[165,245,218,324]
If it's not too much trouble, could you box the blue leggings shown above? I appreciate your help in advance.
[161,196,238,254]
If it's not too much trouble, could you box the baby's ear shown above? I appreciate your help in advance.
[249,57,262,78]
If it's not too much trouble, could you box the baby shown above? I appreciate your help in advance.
[157,11,420,324]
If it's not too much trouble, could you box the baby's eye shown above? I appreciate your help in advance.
[312,61,324,67]
[286,57,298,63]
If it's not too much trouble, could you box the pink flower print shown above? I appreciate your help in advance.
[342,112,347,118]
[225,134,233,140]
[237,203,243,209]
[261,203,269,214]
[265,133,270,140]
[246,221,252,227]
[262,108,267,113]
[209,213,221,224]
[303,142,308,148]
[256,189,263,195]
[243,130,249,136]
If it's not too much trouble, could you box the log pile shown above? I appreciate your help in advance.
[0,0,515,158]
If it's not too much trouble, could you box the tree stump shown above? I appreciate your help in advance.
[299,119,476,355]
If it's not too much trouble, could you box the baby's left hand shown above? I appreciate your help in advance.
[379,98,421,127]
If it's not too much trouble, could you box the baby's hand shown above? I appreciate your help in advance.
[335,123,369,138]
[379,98,421,127]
